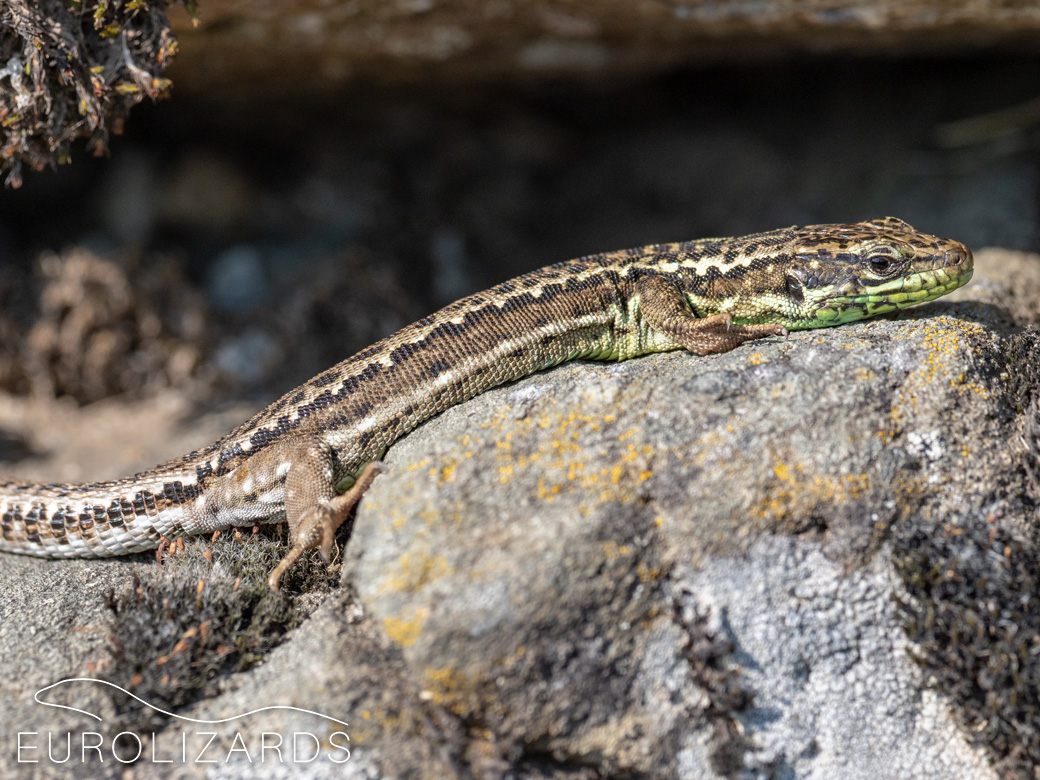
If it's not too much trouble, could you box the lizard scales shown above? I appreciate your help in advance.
[0,217,973,589]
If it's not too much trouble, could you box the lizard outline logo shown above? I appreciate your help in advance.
[18,677,350,766]
[33,678,349,726]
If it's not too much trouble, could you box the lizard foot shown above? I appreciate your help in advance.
[268,461,386,591]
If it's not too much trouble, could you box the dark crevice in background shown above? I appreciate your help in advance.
[0,54,1037,404]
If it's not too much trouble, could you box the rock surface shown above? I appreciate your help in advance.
[1,247,1038,778]
[167,0,1040,100]
[343,309,1005,777]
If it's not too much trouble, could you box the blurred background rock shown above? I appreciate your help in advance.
[2,0,1039,405]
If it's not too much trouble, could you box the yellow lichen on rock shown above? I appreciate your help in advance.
[383,608,429,648]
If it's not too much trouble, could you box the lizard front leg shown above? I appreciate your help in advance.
[636,274,786,355]
[265,437,384,591]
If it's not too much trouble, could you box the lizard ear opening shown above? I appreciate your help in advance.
[785,274,804,303]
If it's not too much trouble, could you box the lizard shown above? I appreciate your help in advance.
[0,217,973,590]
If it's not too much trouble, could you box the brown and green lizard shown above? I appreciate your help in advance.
[0,217,973,589]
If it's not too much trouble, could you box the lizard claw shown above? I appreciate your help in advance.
[268,505,335,591]
[268,460,386,591]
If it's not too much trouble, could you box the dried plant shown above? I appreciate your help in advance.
[0,0,194,186]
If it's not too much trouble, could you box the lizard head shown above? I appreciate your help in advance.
[781,216,973,329]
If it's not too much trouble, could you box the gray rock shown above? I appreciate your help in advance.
[1,248,1038,778]
[344,300,1005,778]
[167,1,1040,103]
[208,246,269,312]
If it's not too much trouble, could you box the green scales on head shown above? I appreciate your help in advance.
[648,216,973,333]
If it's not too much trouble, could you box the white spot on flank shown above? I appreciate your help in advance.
[352,414,380,434]
[240,476,254,493]
[276,462,292,478]
[433,369,462,389]
[450,315,465,325]
[530,287,543,298]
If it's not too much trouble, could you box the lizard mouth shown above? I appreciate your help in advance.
[803,258,974,327]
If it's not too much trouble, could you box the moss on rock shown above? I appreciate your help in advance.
[0,0,192,186]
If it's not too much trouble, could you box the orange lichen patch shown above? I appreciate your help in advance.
[636,560,663,583]
[879,397,908,444]
[421,455,463,484]
[346,706,404,744]
[536,479,562,500]
[756,456,871,521]
[384,501,448,531]
[912,320,992,398]
[601,540,633,560]
[380,552,456,595]
[880,319,993,444]
[528,440,656,508]
[423,664,480,713]
[472,400,660,504]
[948,372,991,399]
[690,424,744,468]
[747,352,767,366]
[479,408,513,431]
[383,609,428,647]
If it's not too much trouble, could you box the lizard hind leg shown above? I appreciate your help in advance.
[268,453,386,591]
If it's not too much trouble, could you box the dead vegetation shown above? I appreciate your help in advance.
[0,0,190,186]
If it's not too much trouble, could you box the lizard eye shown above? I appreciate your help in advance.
[867,255,893,274]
